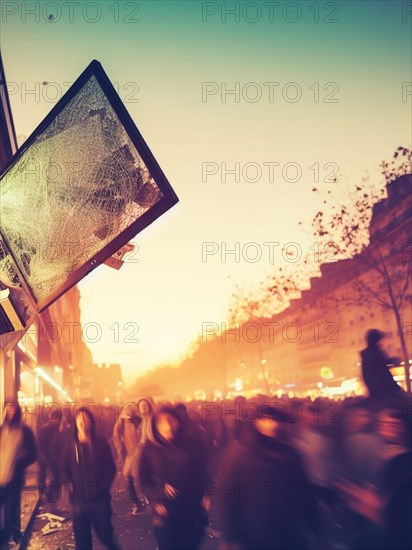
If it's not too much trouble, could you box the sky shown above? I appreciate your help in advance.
[2,0,411,384]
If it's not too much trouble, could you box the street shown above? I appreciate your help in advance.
[25,471,220,550]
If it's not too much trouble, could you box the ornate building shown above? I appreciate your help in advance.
[224,174,412,396]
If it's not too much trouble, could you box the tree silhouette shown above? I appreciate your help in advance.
[311,147,412,392]
[227,270,304,394]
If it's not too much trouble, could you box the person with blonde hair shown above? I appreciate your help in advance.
[112,397,154,513]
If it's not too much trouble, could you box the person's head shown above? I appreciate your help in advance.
[74,407,96,441]
[2,401,21,426]
[152,406,182,444]
[366,329,385,347]
[253,405,282,438]
[137,398,153,417]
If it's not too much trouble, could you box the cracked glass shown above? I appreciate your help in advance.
[0,73,163,305]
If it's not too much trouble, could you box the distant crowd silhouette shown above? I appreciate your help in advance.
[1,329,411,550]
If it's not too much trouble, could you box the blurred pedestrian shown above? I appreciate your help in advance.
[203,403,228,478]
[291,401,334,505]
[62,407,121,550]
[338,410,412,549]
[139,405,210,550]
[175,402,214,468]
[0,401,37,547]
[113,397,154,513]
[219,404,322,550]
[37,404,62,500]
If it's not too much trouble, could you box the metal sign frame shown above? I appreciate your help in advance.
[0,59,179,313]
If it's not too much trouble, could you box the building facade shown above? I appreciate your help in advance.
[223,174,412,396]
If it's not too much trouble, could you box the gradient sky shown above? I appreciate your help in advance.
[2,1,411,383]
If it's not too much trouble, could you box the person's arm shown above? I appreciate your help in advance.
[112,419,125,460]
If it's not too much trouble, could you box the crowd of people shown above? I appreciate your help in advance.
[0,329,411,550]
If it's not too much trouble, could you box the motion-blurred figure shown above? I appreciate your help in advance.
[340,400,381,486]
[175,403,210,454]
[219,404,321,550]
[139,405,210,550]
[333,401,382,549]
[0,402,37,547]
[375,408,410,479]
[113,397,154,513]
[338,409,412,550]
[291,401,334,505]
[37,405,62,500]
[62,407,120,550]
[194,401,228,477]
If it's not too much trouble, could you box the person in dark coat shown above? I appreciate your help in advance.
[360,329,403,402]
[219,404,321,550]
[138,405,210,550]
[233,396,247,441]
[339,400,382,485]
[175,403,213,467]
[338,410,412,550]
[37,405,62,498]
[62,407,120,550]
[198,402,229,477]
[0,402,37,547]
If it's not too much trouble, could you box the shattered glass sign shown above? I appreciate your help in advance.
[0,60,178,312]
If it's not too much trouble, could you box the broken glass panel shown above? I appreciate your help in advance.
[0,69,169,307]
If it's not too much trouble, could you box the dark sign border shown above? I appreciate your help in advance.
[0,59,179,313]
